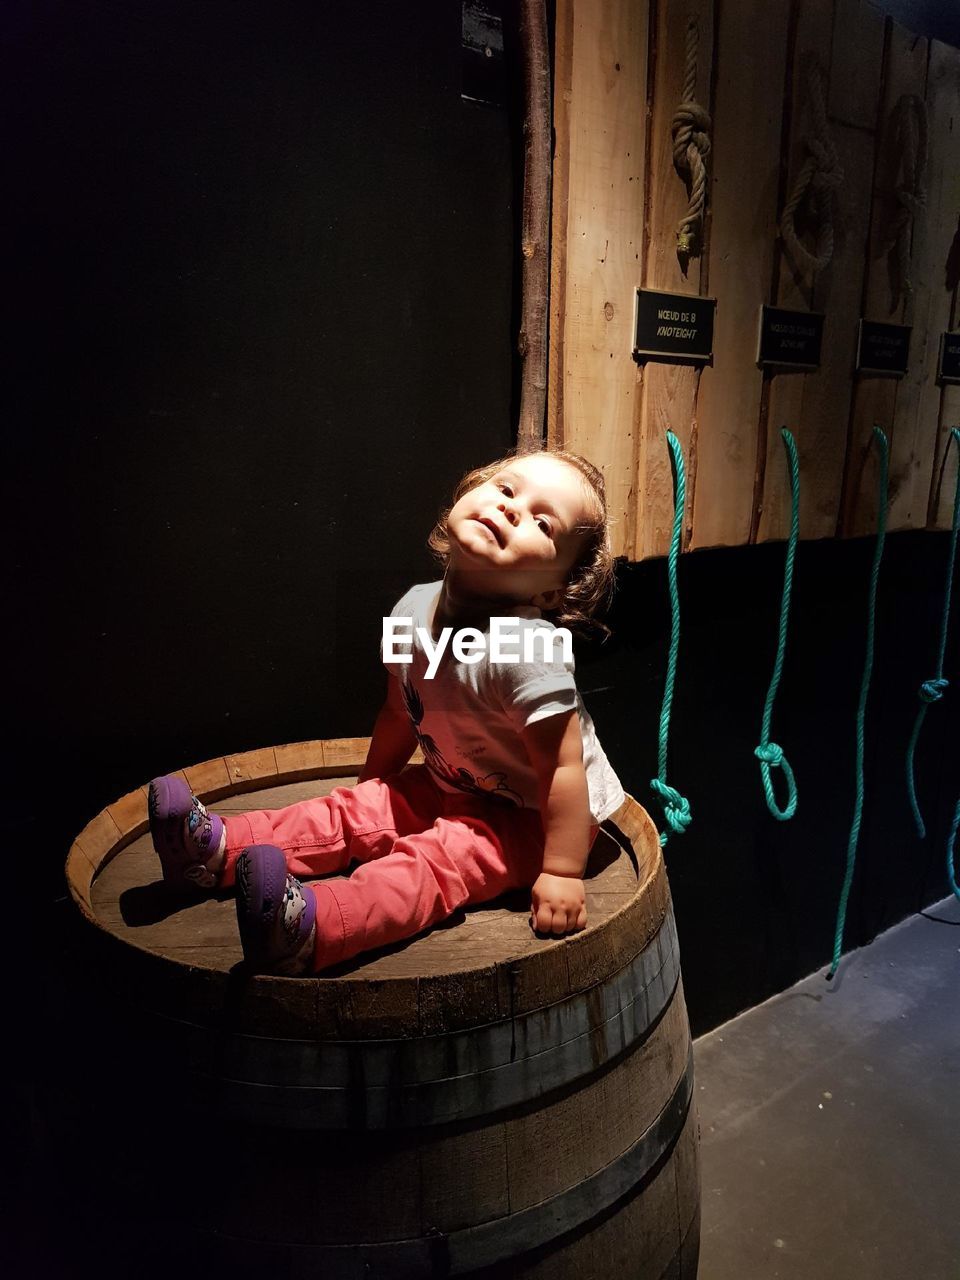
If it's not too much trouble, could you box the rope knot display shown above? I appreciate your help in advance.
[671,18,711,262]
[885,94,928,300]
[806,138,844,190]
[779,55,843,276]
[918,677,948,704]
[650,778,692,839]
[754,742,784,767]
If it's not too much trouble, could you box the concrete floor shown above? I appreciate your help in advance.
[694,895,960,1279]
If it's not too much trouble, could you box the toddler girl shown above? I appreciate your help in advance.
[148,448,624,974]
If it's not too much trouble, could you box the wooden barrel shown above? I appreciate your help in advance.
[64,740,699,1279]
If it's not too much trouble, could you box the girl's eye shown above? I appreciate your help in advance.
[536,518,552,535]
[498,483,514,497]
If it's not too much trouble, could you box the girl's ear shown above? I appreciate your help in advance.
[531,586,563,611]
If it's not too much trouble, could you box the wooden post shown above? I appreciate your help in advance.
[546,0,649,555]
[517,0,552,453]
[839,20,929,537]
[900,39,960,532]
[689,0,791,552]
[634,0,715,561]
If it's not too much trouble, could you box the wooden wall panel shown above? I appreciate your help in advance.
[633,0,715,561]
[757,0,885,544]
[689,0,791,551]
[930,375,959,528]
[923,39,960,532]
[757,0,835,544]
[828,0,886,129]
[839,22,929,537]
[929,272,959,528]
[547,0,649,558]
[887,41,960,529]
[547,0,956,558]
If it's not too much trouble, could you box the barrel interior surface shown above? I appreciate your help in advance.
[63,744,700,1279]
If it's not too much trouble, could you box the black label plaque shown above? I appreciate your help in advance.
[938,331,960,385]
[757,306,824,369]
[856,320,911,376]
[634,288,715,363]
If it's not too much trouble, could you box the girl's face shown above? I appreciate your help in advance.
[445,454,593,607]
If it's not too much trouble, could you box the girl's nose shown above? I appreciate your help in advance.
[497,502,519,526]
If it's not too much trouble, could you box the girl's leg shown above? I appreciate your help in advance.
[235,804,600,974]
[308,806,547,970]
[148,766,443,893]
[219,765,443,887]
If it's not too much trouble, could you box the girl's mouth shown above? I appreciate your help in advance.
[476,517,505,547]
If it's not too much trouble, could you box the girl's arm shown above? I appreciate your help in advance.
[358,676,418,783]
[521,709,591,935]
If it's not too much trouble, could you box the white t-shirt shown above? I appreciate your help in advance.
[381,581,625,823]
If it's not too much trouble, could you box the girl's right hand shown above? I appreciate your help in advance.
[529,871,587,936]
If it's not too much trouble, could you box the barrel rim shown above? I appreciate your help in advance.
[64,740,664,1022]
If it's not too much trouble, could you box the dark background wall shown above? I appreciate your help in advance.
[5,5,958,1274]
[7,0,958,1040]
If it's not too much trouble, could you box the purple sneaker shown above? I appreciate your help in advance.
[148,774,225,892]
[235,845,317,975]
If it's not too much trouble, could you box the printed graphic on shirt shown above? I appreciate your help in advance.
[401,676,524,807]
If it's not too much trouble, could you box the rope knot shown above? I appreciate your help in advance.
[779,56,843,274]
[807,139,843,189]
[671,102,712,174]
[886,94,928,301]
[670,18,710,263]
[650,778,692,835]
[919,678,948,703]
[754,742,784,767]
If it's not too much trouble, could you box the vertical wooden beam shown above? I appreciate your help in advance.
[634,0,715,561]
[758,0,885,544]
[546,0,649,558]
[517,0,553,452]
[894,39,960,530]
[689,0,791,552]
[839,21,928,537]
[548,0,575,450]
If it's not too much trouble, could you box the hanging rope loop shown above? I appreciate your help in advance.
[755,745,798,822]
[651,432,693,847]
[754,429,801,822]
[671,16,711,263]
[829,427,889,980]
[906,428,959,845]
[779,55,843,276]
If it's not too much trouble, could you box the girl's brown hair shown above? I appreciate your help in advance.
[427,448,616,638]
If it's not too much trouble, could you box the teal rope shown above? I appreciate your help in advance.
[905,427,960,839]
[947,796,960,902]
[755,428,800,820]
[828,426,889,980]
[650,432,692,846]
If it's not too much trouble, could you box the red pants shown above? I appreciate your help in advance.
[220,765,590,972]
